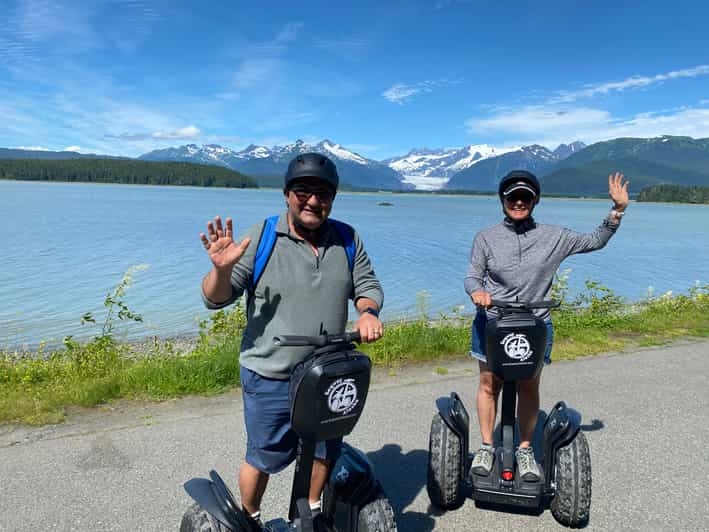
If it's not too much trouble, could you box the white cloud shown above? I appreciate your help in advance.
[383,84,422,105]
[152,125,201,139]
[16,145,51,151]
[552,65,709,103]
[64,145,82,152]
[466,105,709,147]
[383,79,461,105]
[0,0,163,67]
[469,106,612,137]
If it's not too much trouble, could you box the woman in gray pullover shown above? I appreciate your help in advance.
[464,169,629,480]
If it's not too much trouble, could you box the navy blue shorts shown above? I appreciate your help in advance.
[240,366,342,474]
[469,311,554,366]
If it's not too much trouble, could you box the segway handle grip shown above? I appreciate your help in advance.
[272,331,361,347]
[490,299,560,309]
[272,335,316,347]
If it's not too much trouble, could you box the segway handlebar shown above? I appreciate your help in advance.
[273,331,362,347]
[490,299,560,310]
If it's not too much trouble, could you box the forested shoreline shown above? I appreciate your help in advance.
[0,158,257,188]
[637,184,709,204]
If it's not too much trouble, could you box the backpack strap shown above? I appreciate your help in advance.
[249,216,356,294]
[329,219,356,272]
[249,215,279,294]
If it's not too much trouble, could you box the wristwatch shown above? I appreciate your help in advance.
[610,209,625,219]
[363,307,380,318]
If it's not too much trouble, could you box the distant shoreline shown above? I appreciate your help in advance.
[0,178,614,202]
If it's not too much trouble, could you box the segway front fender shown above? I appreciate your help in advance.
[543,401,581,447]
[183,471,259,531]
[435,392,470,479]
[542,401,582,490]
[327,442,378,507]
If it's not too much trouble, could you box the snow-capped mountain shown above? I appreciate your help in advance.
[139,138,589,191]
[385,144,520,190]
[139,143,246,168]
[552,141,587,160]
[444,142,587,191]
[446,144,559,191]
[140,139,407,190]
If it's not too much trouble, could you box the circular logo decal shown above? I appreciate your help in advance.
[500,333,533,361]
[325,378,359,415]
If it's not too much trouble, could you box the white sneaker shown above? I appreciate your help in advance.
[471,447,495,475]
[515,447,541,481]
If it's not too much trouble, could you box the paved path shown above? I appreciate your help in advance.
[1,340,708,531]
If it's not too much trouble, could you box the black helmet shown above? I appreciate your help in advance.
[284,152,339,192]
[498,170,541,203]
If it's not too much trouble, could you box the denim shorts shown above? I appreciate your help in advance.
[469,311,554,366]
[240,366,342,474]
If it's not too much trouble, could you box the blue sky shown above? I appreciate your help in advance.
[1,0,708,160]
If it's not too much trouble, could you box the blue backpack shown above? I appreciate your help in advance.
[248,215,356,294]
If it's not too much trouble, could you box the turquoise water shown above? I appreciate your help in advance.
[1,180,707,347]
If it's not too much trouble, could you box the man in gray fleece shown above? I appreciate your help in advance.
[464,169,629,481]
[199,153,384,526]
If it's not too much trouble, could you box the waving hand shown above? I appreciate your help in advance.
[200,216,251,271]
[608,172,629,211]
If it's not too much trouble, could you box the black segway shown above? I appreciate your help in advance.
[427,300,592,527]
[181,331,397,532]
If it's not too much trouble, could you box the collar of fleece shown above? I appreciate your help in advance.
[503,215,536,234]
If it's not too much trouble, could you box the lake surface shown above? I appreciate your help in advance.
[1,180,707,348]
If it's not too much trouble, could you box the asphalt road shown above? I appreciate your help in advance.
[1,340,708,531]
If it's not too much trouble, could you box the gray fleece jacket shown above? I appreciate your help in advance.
[464,215,621,320]
[202,213,383,379]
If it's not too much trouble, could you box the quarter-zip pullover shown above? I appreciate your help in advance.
[464,215,621,320]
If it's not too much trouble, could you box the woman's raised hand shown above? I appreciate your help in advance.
[608,172,629,211]
[200,216,251,271]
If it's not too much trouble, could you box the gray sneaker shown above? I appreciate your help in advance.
[516,447,541,481]
[471,447,495,476]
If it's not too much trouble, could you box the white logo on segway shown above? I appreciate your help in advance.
[335,466,350,483]
[325,378,359,415]
[501,333,532,361]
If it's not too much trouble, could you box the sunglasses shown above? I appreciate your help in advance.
[504,192,534,204]
[289,185,334,202]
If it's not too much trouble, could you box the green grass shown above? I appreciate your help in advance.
[2,281,708,426]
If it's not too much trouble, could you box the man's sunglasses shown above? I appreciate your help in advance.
[504,192,535,204]
[289,185,334,202]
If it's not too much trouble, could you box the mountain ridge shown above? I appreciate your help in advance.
[4,136,709,194]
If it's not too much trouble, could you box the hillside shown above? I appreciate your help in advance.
[542,136,709,195]
[0,159,257,188]
[0,147,123,160]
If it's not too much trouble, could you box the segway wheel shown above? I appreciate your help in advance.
[180,502,235,532]
[426,414,463,510]
[357,487,398,532]
[550,430,592,528]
